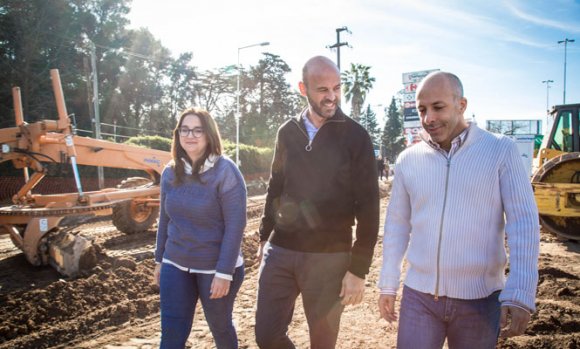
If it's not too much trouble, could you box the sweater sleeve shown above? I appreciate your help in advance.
[154,168,171,263]
[215,160,247,275]
[259,129,285,241]
[497,140,540,312]
[378,156,412,293]
[349,129,380,278]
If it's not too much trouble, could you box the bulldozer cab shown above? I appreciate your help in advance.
[532,103,580,240]
[545,104,580,153]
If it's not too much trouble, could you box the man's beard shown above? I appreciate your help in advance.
[306,94,339,119]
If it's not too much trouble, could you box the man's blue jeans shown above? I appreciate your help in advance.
[159,263,244,349]
[397,285,501,349]
[255,243,349,349]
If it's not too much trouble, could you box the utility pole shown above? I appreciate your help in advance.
[557,38,575,104]
[89,40,104,189]
[326,26,351,71]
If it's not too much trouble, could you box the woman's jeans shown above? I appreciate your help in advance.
[397,285,501,349]
[159,263,244,349]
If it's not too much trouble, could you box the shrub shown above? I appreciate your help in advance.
[223,140,273,175]
[124,135,172,151]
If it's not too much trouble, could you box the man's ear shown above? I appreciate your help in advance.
[298,81,307,97]
[459,97,468,113]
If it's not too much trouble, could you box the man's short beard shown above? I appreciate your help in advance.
[306,94,338,119]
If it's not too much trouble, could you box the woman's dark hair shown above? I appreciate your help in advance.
[171,107,223,184]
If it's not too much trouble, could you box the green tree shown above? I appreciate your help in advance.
[381,97,405,162]
[361,104,381,147]
[166,52,197,120]
[195,67,235,114]
[241,53,301,147]
[0,0,133,128]
[198,66,237,142]
[0,0,89,124]
[341,63,375,121]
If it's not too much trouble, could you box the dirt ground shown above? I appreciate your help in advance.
[0,181,579,349]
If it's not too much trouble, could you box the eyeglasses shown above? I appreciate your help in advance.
[179,127,204,138]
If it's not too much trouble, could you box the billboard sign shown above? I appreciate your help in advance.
[404,114,419,122]
[402,93,415,102]
[510,136,535,177]
[403,120,422,128]
[404,83,418,93]
[404,107,418,116]
[402,69,440,84]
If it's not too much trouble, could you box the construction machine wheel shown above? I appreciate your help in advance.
[112,177,159,234]
[532,153,580,240]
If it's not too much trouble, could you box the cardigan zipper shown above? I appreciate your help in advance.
[434,157,452,301]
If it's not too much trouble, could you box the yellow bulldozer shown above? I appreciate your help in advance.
[0,70,171,276]
[532,103,580,240]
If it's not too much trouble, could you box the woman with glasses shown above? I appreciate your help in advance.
[154,107,247,349]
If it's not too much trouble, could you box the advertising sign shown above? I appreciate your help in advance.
[404,114,419,122]
[403,120,421,128]
[511,136,535,177]
[402,69,439,84]
[404,101,416,109]
[402,93,415,102]
[404,83,418,93]
[404,107,418,117]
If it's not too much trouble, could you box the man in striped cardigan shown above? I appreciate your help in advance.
[378,71,540,349]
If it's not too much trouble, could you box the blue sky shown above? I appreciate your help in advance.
[129,0,580,129]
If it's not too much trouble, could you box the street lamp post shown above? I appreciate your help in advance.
[542,79,554,113]
[542,79,554,133]
[236,41,270,167]
[557,38,575,104]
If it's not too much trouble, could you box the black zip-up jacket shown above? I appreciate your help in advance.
[259,108,380,278]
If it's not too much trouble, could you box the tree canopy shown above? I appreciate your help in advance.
[0,0,299,148]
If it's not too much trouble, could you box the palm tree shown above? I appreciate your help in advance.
[341,63,376,122]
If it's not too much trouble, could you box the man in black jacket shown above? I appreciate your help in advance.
[255,56,380,349]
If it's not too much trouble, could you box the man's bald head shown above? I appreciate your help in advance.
[302,56,340,87]
[418,71,464,100]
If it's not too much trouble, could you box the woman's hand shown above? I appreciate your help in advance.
[210,275,231,299]
[153,264,161,286]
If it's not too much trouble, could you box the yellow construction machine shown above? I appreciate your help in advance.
[532,103,580,240]
[0,70,171,276]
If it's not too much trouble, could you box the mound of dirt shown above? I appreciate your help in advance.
[0,255,159,349]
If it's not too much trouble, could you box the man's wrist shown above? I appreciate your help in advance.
[379,288,397,296]
[501,301,532,314]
